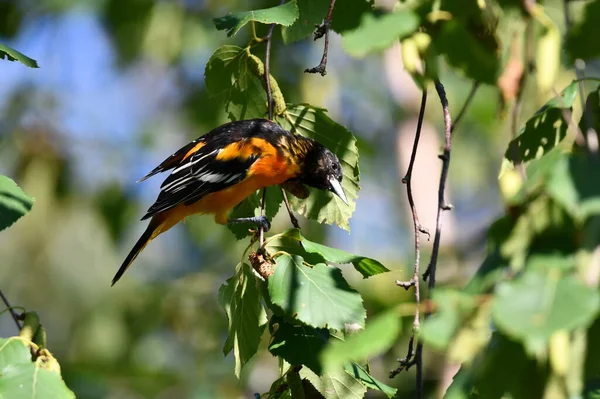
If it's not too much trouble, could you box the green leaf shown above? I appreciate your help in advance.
[493,270,600,350]
[331,0,374,34]
[545,150,600,221]
[227,186,283,239]
[281,0,329,44]
[504,81,578,166]
[0,338,31,368]
[341,9,420,57]
[268,316,330,374]
[0,338,75,398]
[566,0,600,61]
[213,1,299,37]
[265,229,329,265]
[463,249,507,295]
[344,363,397,398]
[321,310,400,372]
[421,289,477,350]
[277,105,359,231]
[268,254,366,331]
[0,43,38,68]
[445,334,548,399]
[218,263,268,377]
[204,45,267,121]
[267,229,389,278]
[434,20,500,85]
[301,367,366,399]
[0,175,34,232]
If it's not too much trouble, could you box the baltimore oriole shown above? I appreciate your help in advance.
[112,119,347,285]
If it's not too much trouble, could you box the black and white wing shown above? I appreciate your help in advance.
[140,143,258,220]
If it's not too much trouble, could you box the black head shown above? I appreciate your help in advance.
[299,143,348,204]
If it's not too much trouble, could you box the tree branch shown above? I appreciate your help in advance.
[451,82,479,132]
[304,0,336,76]
[390,90,428,398]
[0,289,23,331]
[423,81,453,286]
[259,0,285,246]
[281,189,300,228]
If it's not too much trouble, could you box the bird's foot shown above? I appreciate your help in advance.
[227,215,271,232]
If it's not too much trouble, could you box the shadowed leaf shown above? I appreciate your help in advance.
[218,263,267,377]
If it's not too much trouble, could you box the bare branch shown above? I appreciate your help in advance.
[390,90,428,397]
[281,188,300,228]
[423,81,453,287]
[259,0,286,246]
[0,289,23,331]
[451,82,479,133]
[305,0,336,76]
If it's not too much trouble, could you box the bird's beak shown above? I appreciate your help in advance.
[328,177,348,205]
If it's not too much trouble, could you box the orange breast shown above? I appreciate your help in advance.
[170,150,301,225]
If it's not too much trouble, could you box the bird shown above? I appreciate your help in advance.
[111,118,348,285]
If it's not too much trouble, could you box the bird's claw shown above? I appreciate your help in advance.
[255,215,271,232]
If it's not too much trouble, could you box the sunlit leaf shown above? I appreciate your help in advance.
[0,175,34,232]
[301,366,366,399]
[344,363,397,398]
[218,263,268,377]
[204,45,267,121]
[268,316,330,374]
[0,43,38,68]
[213,1,299,37]
[493,270,600,350]
[266,229,389,278]
[0,338,74,398]
[341,9,419,57]
[268,254,366,331]
[277,105,359,231]
[321,310,400,372]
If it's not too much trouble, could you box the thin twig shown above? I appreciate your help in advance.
[304,0,336,76]
[423,81,453,287]
[390,90,428,397]
[389,334,417,378]
[563,0,598,153]
[451,82,479,133]
[264,25,277,121]
[259,0,285,246]
[0,289,23,331]
[281,189,300,228]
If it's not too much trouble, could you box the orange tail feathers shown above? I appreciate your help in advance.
[112,216,164,286]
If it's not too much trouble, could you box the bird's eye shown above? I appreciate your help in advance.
[332,163,338,171]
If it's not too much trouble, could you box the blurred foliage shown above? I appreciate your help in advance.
[1,0,600,398]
